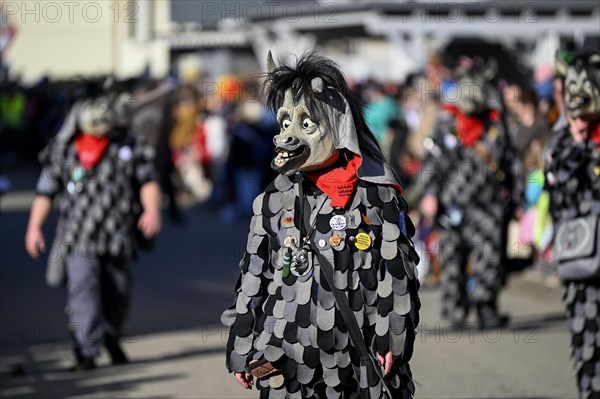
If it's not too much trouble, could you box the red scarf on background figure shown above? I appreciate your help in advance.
[75,133,109,169]
[442,104,500,147]
[590,122,600,151]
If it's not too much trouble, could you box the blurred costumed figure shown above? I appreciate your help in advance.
[221,53,421,398]
[25,80,161,370]
[546,51,600,399]
[420,58,520,329]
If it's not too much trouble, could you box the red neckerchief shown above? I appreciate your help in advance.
[442,104,500,147]
[307,155,362,208]
[74,133,109,169]
[590,122,600,151]
[307,154,403,208]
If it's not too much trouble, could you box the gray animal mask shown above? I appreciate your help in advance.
[453,59,498,115]
[272,84,339,175]
[266,52,398,186]
[556,51,600,120]
[78,96,115,137]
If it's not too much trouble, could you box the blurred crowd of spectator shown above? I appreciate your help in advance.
[0,51,566,285]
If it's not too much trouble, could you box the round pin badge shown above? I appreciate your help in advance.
[354,232,372,251]
[329,235,342,248]
[73,167,85,182]
[67,181,76,194]
[281,215,295,227]
[284,236,298,249]
[329,215,347,231]
[118,146,133,162]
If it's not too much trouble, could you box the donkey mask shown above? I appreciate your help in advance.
[265,52,398,187]
[454,58,498,116]
[556,51,600,120]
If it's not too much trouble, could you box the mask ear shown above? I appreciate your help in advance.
[311,77,324,93]
[483,58,497,81]
[555,50,568,77]
[589,53,600,66]
[267,51,277,73]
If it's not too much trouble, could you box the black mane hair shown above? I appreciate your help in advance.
[264,52,387,165]
[571,51,600,88]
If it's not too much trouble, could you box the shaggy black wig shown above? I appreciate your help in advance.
[570,51,600,88]
[264,52,387,164]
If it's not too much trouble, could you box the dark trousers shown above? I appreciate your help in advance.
[439,213,503,324]
[65,247,131,358]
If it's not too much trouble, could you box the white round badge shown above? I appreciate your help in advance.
[118,146,133,162]
[329,215,347,231]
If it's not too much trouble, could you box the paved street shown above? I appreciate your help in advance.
[0,194,578,399]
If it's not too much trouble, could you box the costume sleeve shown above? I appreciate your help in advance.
[133,135,158,186]
[221,192,271,373]
[374,188,420,362]
[35,142,63,198]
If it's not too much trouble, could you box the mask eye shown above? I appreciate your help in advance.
[302,118,315,129]
[281,119,291,130]
[568,82,577,93]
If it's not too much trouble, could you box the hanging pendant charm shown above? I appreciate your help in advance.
[282,249,292,278]
[291,245,313,277]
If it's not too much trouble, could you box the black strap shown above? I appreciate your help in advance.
[314,250,393,398]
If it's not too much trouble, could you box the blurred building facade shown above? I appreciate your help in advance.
[1,0,171,81]
[1,0,599,82]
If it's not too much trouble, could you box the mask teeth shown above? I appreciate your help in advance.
[274,153,289,166]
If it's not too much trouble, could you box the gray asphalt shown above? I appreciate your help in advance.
[0,195,578,398]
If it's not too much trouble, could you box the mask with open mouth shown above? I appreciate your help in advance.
[271,90,338,175]
[265,52,398,188]
[556,51,600,120]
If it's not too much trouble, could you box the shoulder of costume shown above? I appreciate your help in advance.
[357,155,401,188]
[265,173,295,194]
[40,133,74,165]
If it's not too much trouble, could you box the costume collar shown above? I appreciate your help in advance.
[442,104,500,147]
[74,132,109,169]
[305,154,402,209]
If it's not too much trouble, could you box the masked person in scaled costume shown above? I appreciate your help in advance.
[547,52,600,399]
[25,81,161,370]
[221,53,421,399]
[420,59,520,329]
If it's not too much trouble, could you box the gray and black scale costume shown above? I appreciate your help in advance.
[421,111,519,324]
[35,103,157,358]
[545,128,600,399]
[221,173,421,399]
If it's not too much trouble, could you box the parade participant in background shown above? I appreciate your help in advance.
[221,53,421,399]
[547,51,600,399]
[25,80,161,371]
[420,58,519,329]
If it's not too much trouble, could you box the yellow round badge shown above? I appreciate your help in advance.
[354,232,372,251]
